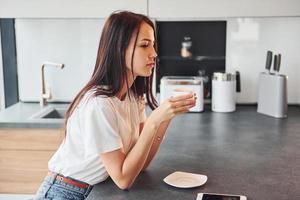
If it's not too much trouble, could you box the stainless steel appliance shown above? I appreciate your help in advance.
[212,72,237,112]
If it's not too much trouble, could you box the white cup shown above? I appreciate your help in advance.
[172,88,194,97]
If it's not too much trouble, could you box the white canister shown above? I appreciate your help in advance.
[212,72,236,112]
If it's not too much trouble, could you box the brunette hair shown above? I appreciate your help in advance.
[64,11,158,131]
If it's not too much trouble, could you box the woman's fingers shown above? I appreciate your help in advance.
[157,93,197,122]
[171,98,195,108]
[173,104,194,114]
[169,93,194,102]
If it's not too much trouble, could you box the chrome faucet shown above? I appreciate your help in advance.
[40,61,65,107]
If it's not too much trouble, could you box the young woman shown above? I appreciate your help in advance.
[34,11,196,200]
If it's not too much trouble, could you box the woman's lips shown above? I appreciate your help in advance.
[146,63,155,68]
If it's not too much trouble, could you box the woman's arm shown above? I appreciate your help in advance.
[100,93,195,190]
[140,119,171,171]
[100,115,160,190]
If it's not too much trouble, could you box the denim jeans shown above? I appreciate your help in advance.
[34,175,93,200]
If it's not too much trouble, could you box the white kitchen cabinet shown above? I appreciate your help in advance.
[0,0,147,18]
[149,0,300,19]
[1,0,299,18]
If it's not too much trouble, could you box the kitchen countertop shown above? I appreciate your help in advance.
[86,106,300,200]
[0,102,69,128]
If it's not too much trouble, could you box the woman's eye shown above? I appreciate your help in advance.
[140,43,149,48]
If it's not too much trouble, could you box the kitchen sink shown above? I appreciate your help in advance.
[30,106,68,119]
[41,108,66,119]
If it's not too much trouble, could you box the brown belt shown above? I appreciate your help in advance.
[48,171,90,189]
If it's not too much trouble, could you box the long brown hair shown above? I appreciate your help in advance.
[64,11,158,132]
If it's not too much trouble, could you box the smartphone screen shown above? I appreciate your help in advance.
[202,194,240,200]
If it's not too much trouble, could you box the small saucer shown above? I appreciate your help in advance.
[163,171,208,188]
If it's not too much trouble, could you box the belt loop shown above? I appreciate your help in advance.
[83,184,93,199]
[50,172,58,184]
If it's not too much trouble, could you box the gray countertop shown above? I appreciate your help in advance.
[0,102,69,128]
[86,106,300,200]
[2,102,299,199]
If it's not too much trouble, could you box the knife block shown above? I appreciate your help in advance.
[257,72,288,118]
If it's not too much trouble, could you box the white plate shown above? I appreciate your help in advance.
[163,171,208,188]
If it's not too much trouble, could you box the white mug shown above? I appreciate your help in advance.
[172,88,193,97]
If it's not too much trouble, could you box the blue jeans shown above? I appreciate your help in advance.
[34,175,93,200]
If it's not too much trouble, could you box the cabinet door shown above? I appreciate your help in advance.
[0,150,56,194]
[149,0,300,18]
[0,0,148,18]
[0,129,63,151]
[0,129,63,194]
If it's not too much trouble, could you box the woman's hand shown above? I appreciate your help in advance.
[150,93,196,124]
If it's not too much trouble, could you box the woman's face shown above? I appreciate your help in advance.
[125,22,157,78]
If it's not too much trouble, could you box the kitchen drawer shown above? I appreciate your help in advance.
[0,128,64,151]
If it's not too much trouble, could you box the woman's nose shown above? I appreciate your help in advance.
[149,48,157,59]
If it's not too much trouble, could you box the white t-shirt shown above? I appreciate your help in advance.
[48,89,146,185]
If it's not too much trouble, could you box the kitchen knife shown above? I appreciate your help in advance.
[273,54,278,74]
[276,54,281,74]
[265,51,273,73]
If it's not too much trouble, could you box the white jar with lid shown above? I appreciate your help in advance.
[212,72,236,112]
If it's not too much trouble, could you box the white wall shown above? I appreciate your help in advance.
[226,17,300,104]
[149,0,300,18]
[15,17,300,104]
[298,61,300,105]
[2,1,300,105]
[0,26,5,109]
[0,0,147,18]
[12,15,300,104]
[15,19,104,101]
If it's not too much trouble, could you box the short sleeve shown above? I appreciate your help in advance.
[81,98,123,156]
[138,96,147,123]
